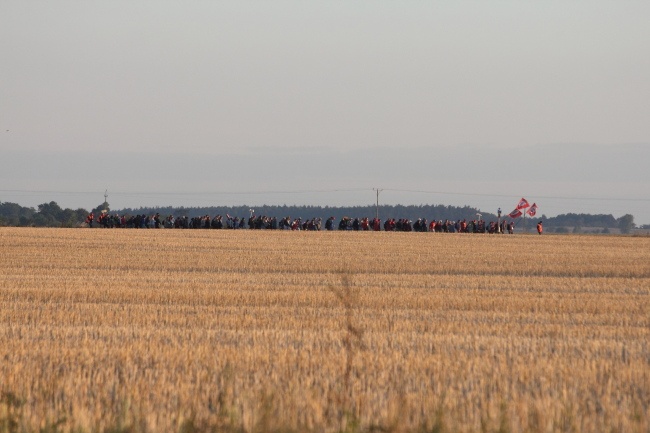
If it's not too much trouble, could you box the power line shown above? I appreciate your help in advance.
[0,188,369,196]
[382,188,650,202]
[1,188,649,203]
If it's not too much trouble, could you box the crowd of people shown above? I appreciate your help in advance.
[86,212,519,233]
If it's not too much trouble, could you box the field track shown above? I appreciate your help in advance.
[1,228,648,432]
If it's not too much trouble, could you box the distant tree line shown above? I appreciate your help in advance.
[0,200,638,233]
[0,201,88,227]
[543,213,636,234]
[120,204,498,226]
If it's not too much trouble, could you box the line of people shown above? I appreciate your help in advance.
[86,212,517,233]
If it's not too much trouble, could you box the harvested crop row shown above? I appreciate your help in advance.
[0,228,648,432]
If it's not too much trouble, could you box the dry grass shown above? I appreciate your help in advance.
[0,228,648,433]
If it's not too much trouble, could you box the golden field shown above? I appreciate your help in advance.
[0,227,648,433]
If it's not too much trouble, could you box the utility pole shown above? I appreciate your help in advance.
[104,190,108,212]
[373,188,383,220]
[497,208,502,233]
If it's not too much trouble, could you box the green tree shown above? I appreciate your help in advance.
[33,213,50,227]
[37,201,65,226]
[617,214,635,234]
[91,202,110,214]
[0,202,35,226]
[60,208,79,228]
[33,201,89,227]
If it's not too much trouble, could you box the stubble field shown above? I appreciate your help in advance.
[0,228,648,433]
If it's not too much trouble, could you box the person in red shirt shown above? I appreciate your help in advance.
[537,221,543,235]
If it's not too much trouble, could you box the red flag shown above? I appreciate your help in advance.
[509,209,523,218]
[527,203,538,217]
[516,198,530,210]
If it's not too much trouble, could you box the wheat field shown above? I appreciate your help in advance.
[0,228,648,433]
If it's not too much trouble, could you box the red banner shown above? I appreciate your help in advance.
[527,203,538,217]
[516,198,530,210]
[509,209,523,218]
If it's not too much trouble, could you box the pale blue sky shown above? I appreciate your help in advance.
[1,2,649,222]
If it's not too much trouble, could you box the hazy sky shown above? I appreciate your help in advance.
[1,2,649,223]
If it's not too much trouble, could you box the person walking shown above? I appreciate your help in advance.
[537,221,543,235]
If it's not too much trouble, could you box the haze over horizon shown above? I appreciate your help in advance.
[2,2,649,223]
